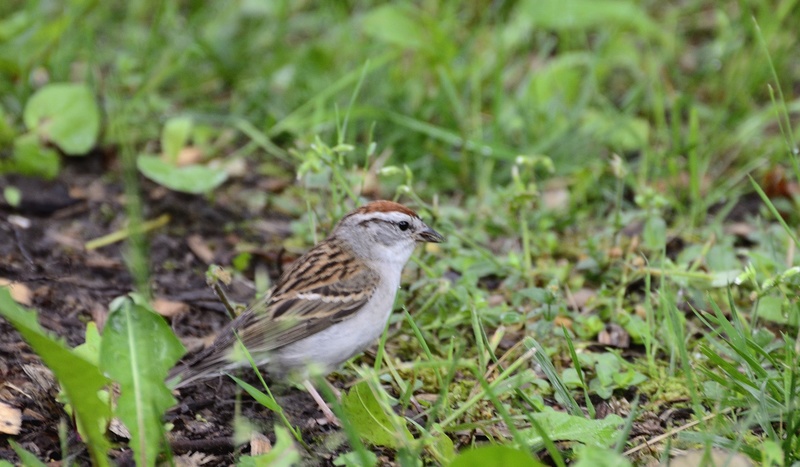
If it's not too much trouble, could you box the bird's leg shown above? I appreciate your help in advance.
[303,379,340,426]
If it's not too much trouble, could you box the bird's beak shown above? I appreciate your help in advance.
[416,225,444,243]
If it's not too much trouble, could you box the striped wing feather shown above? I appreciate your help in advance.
[239,239,378,351]
[168,239,378,387]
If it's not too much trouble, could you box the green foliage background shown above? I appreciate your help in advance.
[2,0,800,465]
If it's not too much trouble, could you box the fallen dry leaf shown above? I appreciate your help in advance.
[224,157,248,177]
[487,294,506,307]
[553,315,573,330]
[153,298,189,318]
[46,230,86,250]
[598,323,630,349]
[177,146,204,166]
[0,401,22,435]
[250,431,272,455]
[568,288,596,310]
[109,417,131,439]
[0,278,33,306]
[542,185,570,211]
[174,452,217,467]
[85,252,124,269]
[187,234,215,264]
[607,246,623,259]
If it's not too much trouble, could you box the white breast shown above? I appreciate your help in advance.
[270,267,402,375]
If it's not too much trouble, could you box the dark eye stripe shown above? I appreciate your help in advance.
[357,217,412,228]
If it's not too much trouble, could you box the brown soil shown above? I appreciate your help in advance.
[0,156,350,465]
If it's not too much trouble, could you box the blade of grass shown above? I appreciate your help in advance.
[749,175,799,247]
[563,326,595,418]
[524,337,583,417]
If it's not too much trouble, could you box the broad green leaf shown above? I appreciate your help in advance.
[23,83,100,155]
[9,440,47,467]
[362,5,425,50]
[67,322,110,442]
[527,53,589,105]
[710,270,743,288]
[340,381,413,448]
[161,116,193,162]
[620,315,648,344]
[99,297,185,467]
[642,216,666,250]
[589,379,613,400]
[237,426,301,467]
[449,446,543,467]
[520,410,624,448]
[756,296,789,324]
[573,314,605,340]
[429,427,456,465]
[582,111,649,151]
[12,133,60,179]
[593,353,621,389]
[516,287,552,303]
[232,252,253,272]
[3,186,21,207]
[561,368,583,388]
[762,439,783,466]
[137,154,227,194]
[573,446,632,467]
[707,244,740,271]
[0,288,110,466]
[73,322,102,366]
[569,353,647,400]
[612,368,647,388]
[228,375,282,412]
[516,0,664,41]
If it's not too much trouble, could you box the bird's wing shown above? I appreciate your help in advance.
[236,239,380,353]
[167,240,379,388]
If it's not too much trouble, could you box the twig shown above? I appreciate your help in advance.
[624,407,733,457]
[85,214,170,250]
[210,280,237,320]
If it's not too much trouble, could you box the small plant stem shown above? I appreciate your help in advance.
[85,214,171,251]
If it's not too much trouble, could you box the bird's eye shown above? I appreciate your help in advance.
[397,221,410,231]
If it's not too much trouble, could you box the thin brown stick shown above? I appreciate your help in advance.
[210,280,237,320]
[623,407,733,457]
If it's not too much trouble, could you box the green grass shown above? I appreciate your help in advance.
[1,0,800,465]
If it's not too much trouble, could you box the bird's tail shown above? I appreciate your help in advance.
[167,320,243,389]
[167,346,232,389]
[168,304,272,389]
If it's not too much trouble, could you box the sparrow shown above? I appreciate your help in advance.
[168,200,444,422]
